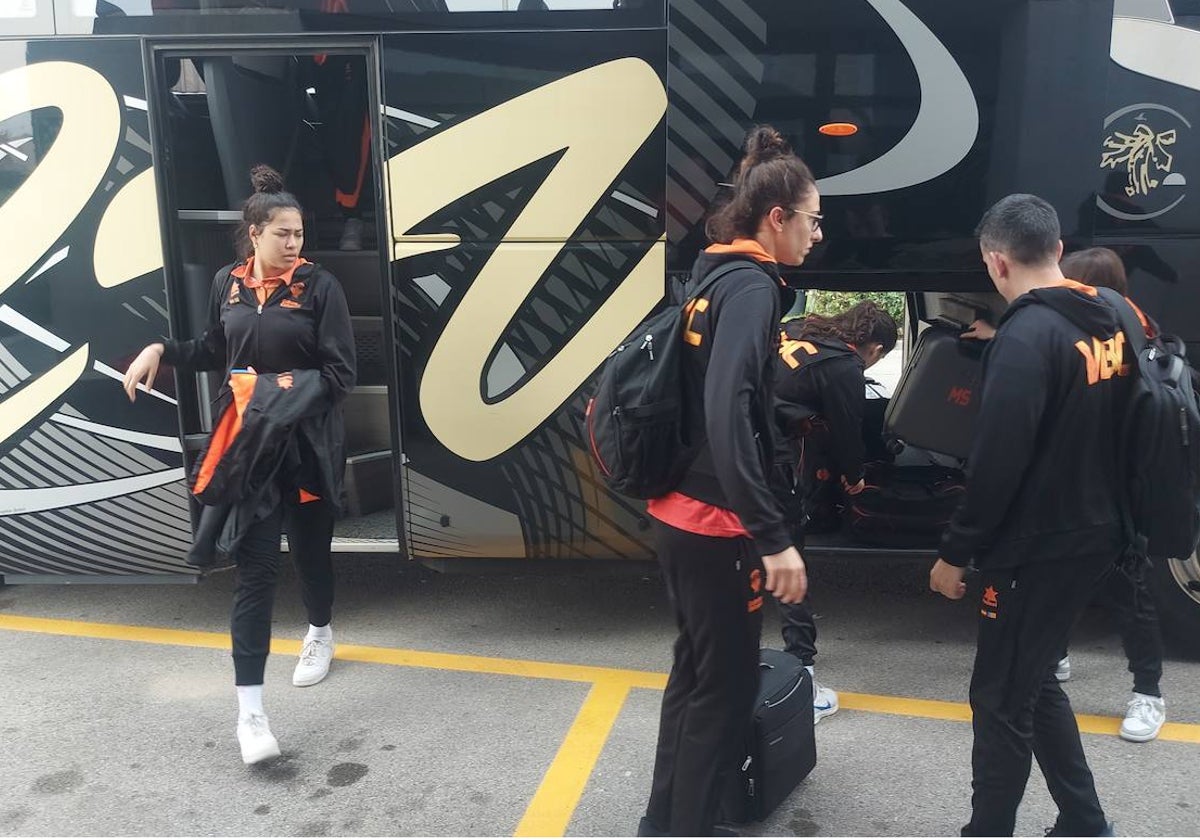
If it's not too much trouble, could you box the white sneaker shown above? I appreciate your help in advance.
[293,637,334,687]
[236,713,281,764]
[338,217,364,251]
[1054,656,1071,682]
[1119,693,1165,742]
[813,679,839,724]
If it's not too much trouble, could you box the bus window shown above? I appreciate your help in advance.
[0,0,54,36]
[54,0,657,36]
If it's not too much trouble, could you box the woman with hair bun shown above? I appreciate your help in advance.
[123,165,356,765]
[639,125,817,836]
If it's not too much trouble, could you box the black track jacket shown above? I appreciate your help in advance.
[162,259,356,508]
[774,331,866,486]
[940,281,1134,570]
[673,247,796,556]
[163,260,355,406]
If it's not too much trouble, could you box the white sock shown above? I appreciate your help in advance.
[306,623,332,642]
[237,684,265,718]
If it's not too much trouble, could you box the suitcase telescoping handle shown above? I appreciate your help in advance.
[763,674,806,709]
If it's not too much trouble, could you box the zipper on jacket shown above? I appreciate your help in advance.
[640,333,654,361]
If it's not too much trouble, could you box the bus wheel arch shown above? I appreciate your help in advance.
[1149,552,1200,660]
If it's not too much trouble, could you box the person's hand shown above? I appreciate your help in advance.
[763,546,808,604]
[843,476,865,496]
[122,343,164,402]
[930,558,967,600]
[960,319,996,341]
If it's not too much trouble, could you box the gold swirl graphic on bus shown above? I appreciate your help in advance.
[0,62,122,448]
[95,167,163,287]
[388,57,667,462]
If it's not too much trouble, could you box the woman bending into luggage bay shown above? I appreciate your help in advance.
[122,165,356,765]
[638,125,812,837]
[772,300,898,722]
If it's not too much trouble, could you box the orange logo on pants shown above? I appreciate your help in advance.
[981,585,999,619]
[747,568,763,612]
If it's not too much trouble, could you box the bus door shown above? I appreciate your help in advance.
[148,40,408,557]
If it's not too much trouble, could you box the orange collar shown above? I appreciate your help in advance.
[233,256,309,289]
[1052,278,1099,297]
[705,238,777,265]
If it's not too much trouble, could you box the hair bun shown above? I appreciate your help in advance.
[741,125,792,169]
[249,164,286,195]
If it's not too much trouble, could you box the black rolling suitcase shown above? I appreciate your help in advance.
[884,326,985,459]
[720,648,816,824]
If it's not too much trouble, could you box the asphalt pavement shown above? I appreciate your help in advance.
[1,553,1197,837]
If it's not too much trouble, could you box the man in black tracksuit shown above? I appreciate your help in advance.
[931,195,1125,837]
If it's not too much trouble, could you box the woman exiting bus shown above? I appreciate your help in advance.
[123,165,356,764]
[639,126,813,837]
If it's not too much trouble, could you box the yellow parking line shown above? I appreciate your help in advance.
[841,691,1200,744]
[514,680,632,837]
[5,614,1199,744]
[0,613,668,688]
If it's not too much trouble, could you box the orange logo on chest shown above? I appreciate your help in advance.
[228,282,241,305]
[1075,332,1130,385]
[280,299,302,309]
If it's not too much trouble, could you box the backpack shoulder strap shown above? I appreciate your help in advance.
[1095,287,1147,355]
[1094,286,1148,560]
[683,259,763,306]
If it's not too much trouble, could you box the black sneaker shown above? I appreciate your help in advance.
[636,816,667,837]
[1044,820,1117,836]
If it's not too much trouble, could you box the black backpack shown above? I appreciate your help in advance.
[585,260,758,499]
[1098,288,1200,560]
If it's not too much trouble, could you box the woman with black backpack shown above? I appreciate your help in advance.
[772,300,898,724]
[638,125,814,837]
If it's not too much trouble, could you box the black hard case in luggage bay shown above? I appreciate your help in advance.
[884,326,985,459]
[720,648,816,824]
[843,461,966,548]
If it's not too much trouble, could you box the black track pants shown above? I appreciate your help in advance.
[645,520,765,836]
[230,498,337,685]
[963,556,1114,837]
